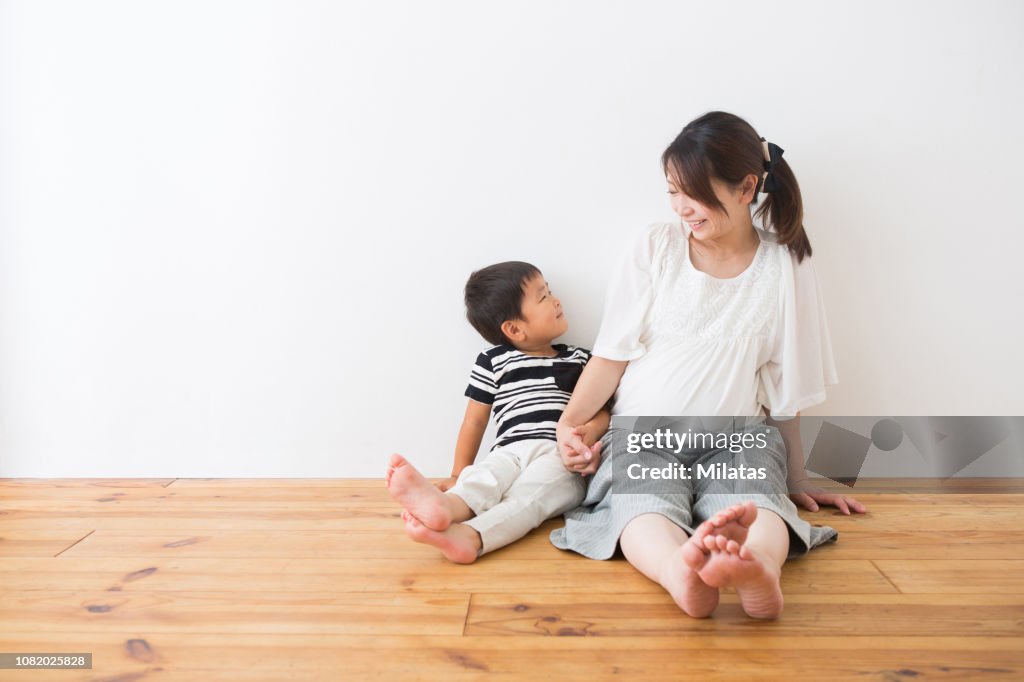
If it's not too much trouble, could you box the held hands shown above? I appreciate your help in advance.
[788,476,868,515]
[557,421,602,477]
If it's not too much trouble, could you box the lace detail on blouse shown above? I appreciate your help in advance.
[649,227,782,343]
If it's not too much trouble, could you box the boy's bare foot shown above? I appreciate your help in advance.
[660,527,720,618]
[683,503,783,619]
[386,454,453,531]
[401,510,480,564]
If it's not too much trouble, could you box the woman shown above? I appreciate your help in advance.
[552,111,867,619]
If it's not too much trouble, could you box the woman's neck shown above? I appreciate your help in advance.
[691,221,759,259]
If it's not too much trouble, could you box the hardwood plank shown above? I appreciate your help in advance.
[0,507,403,530]
[798,507,1024,532]
[813,530,1024,559]
[0,478,175,488]
[873,560,1024,593]
[464,592,1024,637]
[0,530,95,558]
[0,557,896,594]
[57,524,568,561]
[4,477,1021,492]
[959,496,1024,507]
[0,633,1020,681]
[167,478,387,488]
[50,527,1024,561]
[809,478,1024,493]
[3,631,1022,651]
[6,485,1020,507]
[0,486,397,507]
[0,590,469,636]
[59,529,443,560]
[3,502,1021,533]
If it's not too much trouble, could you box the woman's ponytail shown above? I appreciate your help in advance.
[753,149,812,262]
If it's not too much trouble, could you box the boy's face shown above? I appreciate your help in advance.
[510,273,568,344]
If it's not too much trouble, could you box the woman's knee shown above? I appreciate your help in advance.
[621,512,690,545]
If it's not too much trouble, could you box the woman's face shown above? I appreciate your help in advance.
[666,173,757,242]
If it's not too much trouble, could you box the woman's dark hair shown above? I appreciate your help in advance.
[464,261,541,346]
[661,111,812,262]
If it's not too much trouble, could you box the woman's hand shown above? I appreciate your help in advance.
[557,422,602,476]
[789,477,868,515]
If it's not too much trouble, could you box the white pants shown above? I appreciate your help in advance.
[448,438,586,555]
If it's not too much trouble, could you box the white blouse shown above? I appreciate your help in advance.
[593,220,838,417]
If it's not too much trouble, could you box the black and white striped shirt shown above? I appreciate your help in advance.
[465,343,592,450]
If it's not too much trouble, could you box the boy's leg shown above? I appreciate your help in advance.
[464,442,586,556]
[388,445,523,531]
[386,454,475,530]
[446,446,522,517]
[401,510,481,565]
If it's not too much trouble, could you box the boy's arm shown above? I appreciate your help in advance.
[437,398,492,491]
[575,402,612,448]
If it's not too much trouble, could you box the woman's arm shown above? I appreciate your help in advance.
[763,408,867,514]
[762,409,807,485]
[557,357,627,474]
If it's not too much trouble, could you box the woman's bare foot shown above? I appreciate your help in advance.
[702,500,758,545]
[402,510,481,564]
[696,532,784,619]
[660,524,720,618]
[385,454,454,530]
[679,505,783,619]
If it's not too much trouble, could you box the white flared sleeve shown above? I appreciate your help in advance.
[757,251,839,417]
[590,223,661,362]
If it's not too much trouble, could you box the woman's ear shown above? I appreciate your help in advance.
[501,319,525,343]
[743,173,760,204]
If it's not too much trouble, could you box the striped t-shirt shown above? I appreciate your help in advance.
[465,343,592,450]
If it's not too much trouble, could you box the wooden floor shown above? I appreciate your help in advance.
[1,478,1023,681]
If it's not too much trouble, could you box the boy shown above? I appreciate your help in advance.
[385,261,610,563]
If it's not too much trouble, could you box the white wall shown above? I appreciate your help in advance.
[1,0,1022,477]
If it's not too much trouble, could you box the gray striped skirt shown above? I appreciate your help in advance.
[549,423,838,560]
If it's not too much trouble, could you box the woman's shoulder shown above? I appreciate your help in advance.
[605,221,679,274]
[756,227,817,268]
[755,226,796,253]
[754,228,824,301]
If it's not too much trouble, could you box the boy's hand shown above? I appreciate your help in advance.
[434,476,458,492]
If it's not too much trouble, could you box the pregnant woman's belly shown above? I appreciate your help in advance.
[611,337,764,417]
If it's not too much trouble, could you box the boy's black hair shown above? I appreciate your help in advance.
[464,261,542,346]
